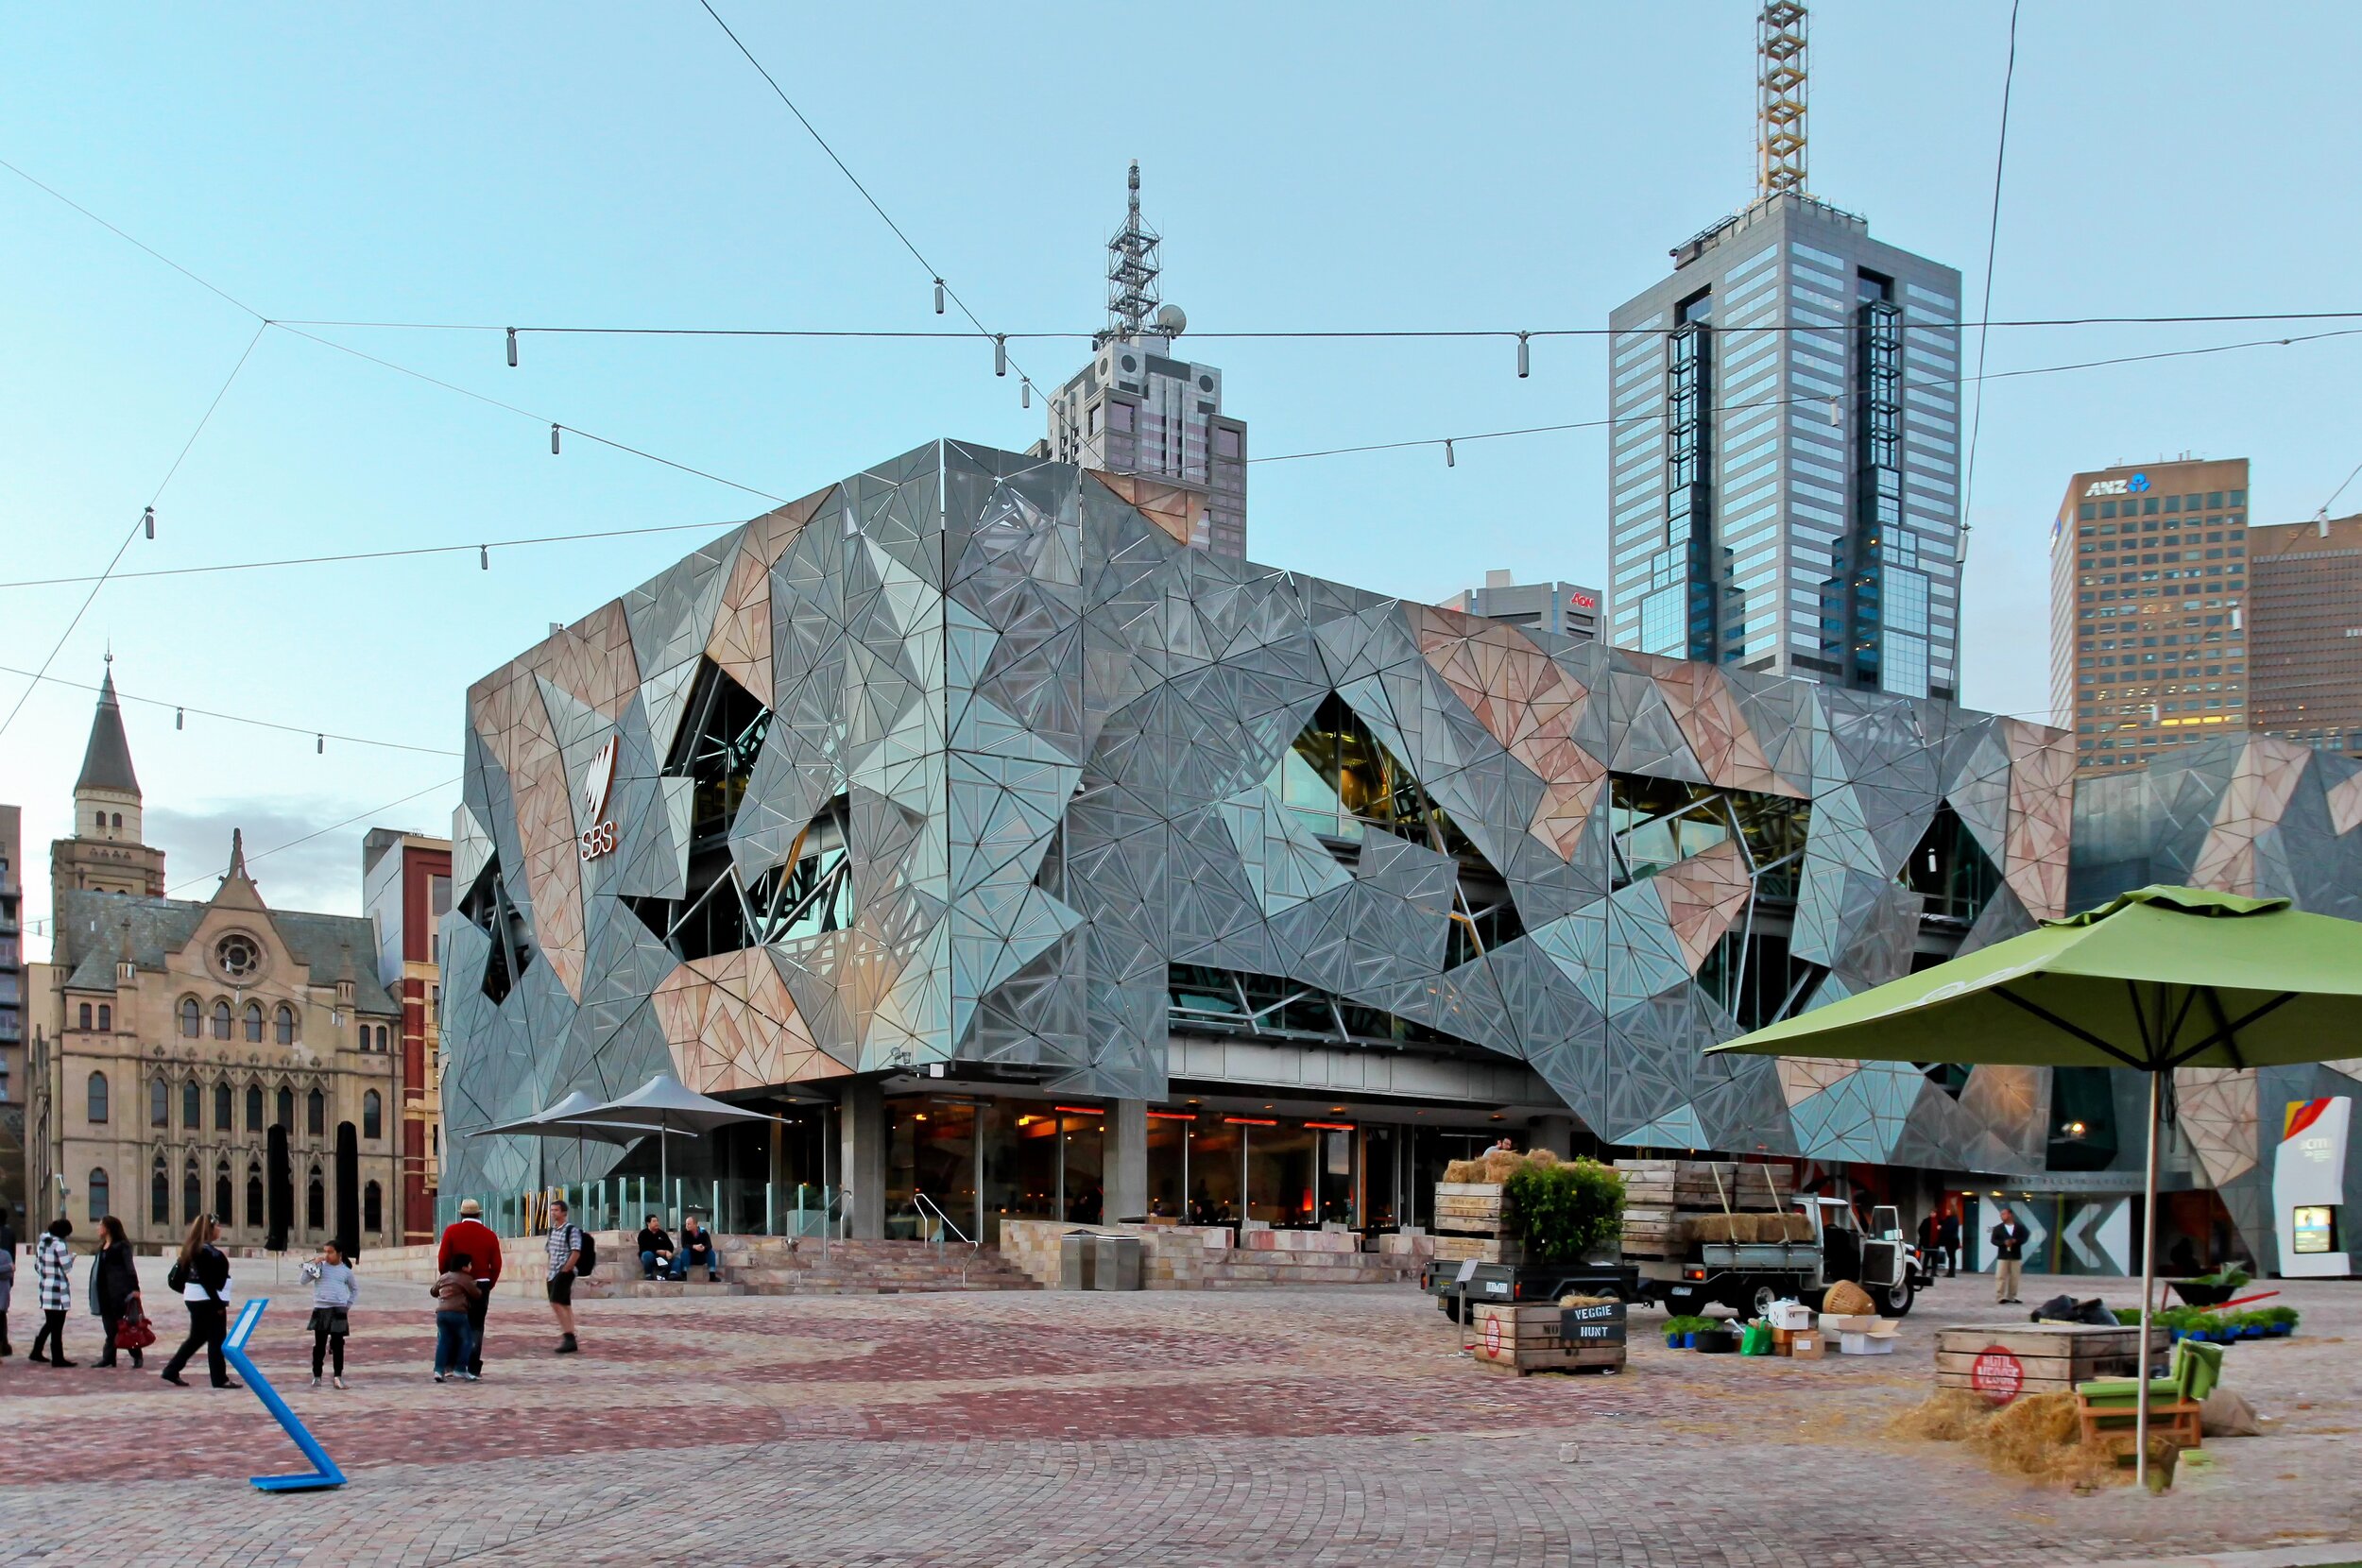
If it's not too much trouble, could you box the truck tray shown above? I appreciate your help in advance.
[1701,1241,1818,1271]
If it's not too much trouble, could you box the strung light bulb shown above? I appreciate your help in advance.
[143,505,155,539]
[505,328,519,368]
[480,545,489,571]
[1515,332,1530,379]
[1021,380,1031,409]
[317,733,325,754]
[2319,510,2331,538]
[1444,439,1456,468]
[1828,397,1841,428]
[2146,703,2160,724]
[2230,605,2242,630]
[175,707,184,730]
[550,423,561,455]
[933,278,946,315]
[994,335,1008,377]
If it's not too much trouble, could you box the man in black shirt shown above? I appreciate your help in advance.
[1990,1211,2031,1304]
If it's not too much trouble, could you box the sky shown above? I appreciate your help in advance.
[6,3,2360,960]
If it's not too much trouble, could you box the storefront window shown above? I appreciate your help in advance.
[885,1097,980,1241]
[1361,1126,1399,1230]
[1246,1120,1316,1227]
[983,1103,1063,1243]
[1145,1113,1190,1219]
[1189,1118,1241,1223]
[1061,1110,1104,1225]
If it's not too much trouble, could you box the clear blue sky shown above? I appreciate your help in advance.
[7,3,2359,954]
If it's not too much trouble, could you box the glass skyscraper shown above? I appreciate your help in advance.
[1605,192,1963,699]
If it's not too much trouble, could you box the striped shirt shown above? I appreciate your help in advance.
[547,1221,579,1280]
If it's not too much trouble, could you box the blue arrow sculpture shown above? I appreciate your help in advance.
[224,1298,348,1491]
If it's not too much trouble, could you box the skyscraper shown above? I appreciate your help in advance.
[2048,457,2251,773]
[1604,5,1962,699]
[2245,510,2362,757]
[1038,164,1248,558]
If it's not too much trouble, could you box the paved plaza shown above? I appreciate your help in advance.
[0,1264,2355,1567]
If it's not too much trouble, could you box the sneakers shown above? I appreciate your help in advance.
[312,1376,322,1389]
[434,1372,447,1383]
[461,1372,480,1382]
[555,1335,579,1355]
[332,1376,347,1390]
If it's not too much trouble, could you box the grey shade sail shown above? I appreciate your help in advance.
[545,1072,789,1136]
[471,1090,642,1143]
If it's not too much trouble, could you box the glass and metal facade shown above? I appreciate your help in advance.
[1607,193,1961,698]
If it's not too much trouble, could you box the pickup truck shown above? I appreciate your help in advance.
[1638,1197,1934,1318]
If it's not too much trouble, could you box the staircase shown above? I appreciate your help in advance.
[590,1236,1040,1299]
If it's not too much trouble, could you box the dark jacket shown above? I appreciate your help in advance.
[182,1243,232,1304]
[1938,1216,1962,1248]
[1989,1219,2029,1261]
[678,1225,717,1262]
[96,1240,141,1310]
[636,1226,674,1256]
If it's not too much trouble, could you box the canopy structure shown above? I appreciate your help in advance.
[539,1072,791,1224]
[476,1090,638,1141]
[1708,884,2362,1488]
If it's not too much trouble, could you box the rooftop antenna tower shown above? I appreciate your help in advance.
[1103,161,1162,345]
[1756,2,1809,197]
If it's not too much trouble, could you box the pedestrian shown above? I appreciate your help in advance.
[436,1198,503,1378]
[28,1219,76,1367]
[0,1213,17,1358]
[94,1216,148,1370]
[300,1240,359,1389]
[160,1213,238,1389]
[636,1214,675,1280]
[545,1199,582,1355]
[1938,1211,1962,1278]
[1989,1209,2031,1305]
[429,1260,482,1383]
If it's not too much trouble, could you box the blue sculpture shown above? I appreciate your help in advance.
[224,1299,348,1491]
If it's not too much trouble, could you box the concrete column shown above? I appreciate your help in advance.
[1105,1099,1149,1222]
[840,1081,885,1240]
[1526,1114,1575,1159]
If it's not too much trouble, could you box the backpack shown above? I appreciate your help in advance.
[573,1226,597,1277]
[166,1257,189,1294]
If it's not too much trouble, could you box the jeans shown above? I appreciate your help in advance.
[641,1250,668,1280]
[435,1310,472,1376]
[1995,1256,2023,1302]
[163,1301,230,1385]
[670,1253,719,1281]
[464,1283,491,1375]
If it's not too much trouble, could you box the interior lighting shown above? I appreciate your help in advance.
[505,328,518,368]
[143,506,155,539]
[1053,1104,1104,1116]
[1224,1116,1278,1127]
[550,423,562,455]
[994,335,1007,377]
[1304,1121,1356,1131]
[1146,1111,1195,1121]
[1515,332,1530,379]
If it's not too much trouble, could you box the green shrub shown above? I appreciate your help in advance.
[1662,1314,1715,1337]
[1503,1157,1626,1264]
[2264,1304,2300,1328]
[2113,1306,2144,1326]
[2190,1264,2252,1288]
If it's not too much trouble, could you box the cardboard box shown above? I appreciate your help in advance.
[1820,1312,1878,1335]
[1789,1331,1824,1360]
[1768,1302,1815,1332]
[1839,1330,1896,1355]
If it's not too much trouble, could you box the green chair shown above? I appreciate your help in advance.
[2076,1338,2222,1449]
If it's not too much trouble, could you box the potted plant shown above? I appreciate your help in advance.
[1501,1157,1626,1266]
[2264,1304,2299,1338]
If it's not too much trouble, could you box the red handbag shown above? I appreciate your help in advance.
[116,1310,158,1352]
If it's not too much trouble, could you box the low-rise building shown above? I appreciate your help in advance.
[1444,571,1601,641]
[364,827,453,1244]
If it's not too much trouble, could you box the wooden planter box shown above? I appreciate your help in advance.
[1933,1323,2168,1403]
[1468,1302,1626,1375]
[1614,1159,1782,1212]
[1433,1182,1509,1235]
[1434,1234,1524,1266]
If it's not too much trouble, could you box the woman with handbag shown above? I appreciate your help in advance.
[93,1217,147,1370]
[300,1240,359,1389]
[159,1213,237,1389]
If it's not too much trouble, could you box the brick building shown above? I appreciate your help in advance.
[364,828,452,1244]
[2247,511,2362,757]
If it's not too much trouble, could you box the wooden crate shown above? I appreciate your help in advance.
[1433,1234,1523,1266]
[1432,1182,1508,1235]
[1468,1302,1626,1375]
[1933,1324,2167,1402]
[1617,1204,1682,1258]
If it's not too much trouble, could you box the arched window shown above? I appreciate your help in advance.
[77,1001,92,1031]
[149,1155,169,1225]
[96,1003,111,1032]
[180,997,201,1037]
[306,1166,325,1233]
[211,1000,231,1040]
[149,1076,169,1128]
[86,1071,108,1123]
[214,1160,233,1224]
[243,1002,264,1043]
[182,1078,201,1129]
[364,1181,384,1235]
[362,1089,383,1140]
[214,1081,232,1131]
[183,1158,202,1226]
[94,809,104,832]
[275,1005,296,1046]
[111,811,122,829]
[378,1025,391,1051]
[306,1087,326,1136]
[246,1083,265,1132]
[276,1085,294,1129]
[246,1161,265,1230]
[88,1169,110,1223]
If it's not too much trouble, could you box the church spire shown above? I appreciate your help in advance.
[75,657,142,799]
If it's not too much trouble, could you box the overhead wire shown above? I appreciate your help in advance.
[0,661,461,757]
[1958,0,2023,566]
[160,775,462,900]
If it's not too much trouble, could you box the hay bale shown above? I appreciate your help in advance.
[1527,1148,1559,1167]
[1891,1389,2131,1490]
[1885,1389,1996,1443]
[1823,1280,1875,1316]
[1558,1293,1615,1307]
[1443,1159,1485,1183]
[1480,1149,1524,1183]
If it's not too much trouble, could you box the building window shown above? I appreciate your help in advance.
[183,1078,202,1130]
[277,1085,295,1130]
[214,1160,233,1225]
[180,997,200,1037]
[150,1157,169,1225]
[182,1158,201,1226]
[215,1081,232,1131]
[96,1003,111,1032]
[364,1181,384,1236]
[150,1076,169,1128]
[77,1002,92,1031]
[307,1087,326,1136]
[212,1000,231,1040]
[246,1162,265,1230]
[244,1002,265,1043]
[88,1168,110,1224]
[306,1166,326,1233]
[246,1083,265,1133]
[87,1070,109,1123]
[363,1089,383,1141]
[275,1005,296,1046]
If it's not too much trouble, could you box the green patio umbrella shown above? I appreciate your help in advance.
[1707,884,2362,1488]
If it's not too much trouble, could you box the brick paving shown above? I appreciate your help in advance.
[1,1262,2355,1566]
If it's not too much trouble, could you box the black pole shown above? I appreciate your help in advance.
[265,1125,293,1253]
[335,1121,361,1264]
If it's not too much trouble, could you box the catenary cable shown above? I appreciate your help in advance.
[0,661,462,757]
[1958,0,2023,566]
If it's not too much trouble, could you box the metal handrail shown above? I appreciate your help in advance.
[910,1190,975,1252]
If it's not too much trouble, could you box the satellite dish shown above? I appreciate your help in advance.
[1155,303,1187,336]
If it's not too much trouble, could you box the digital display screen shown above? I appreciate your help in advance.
[2290,1204,2336,1255]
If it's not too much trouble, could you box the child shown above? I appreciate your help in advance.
[300,1241,359,1389]
[430,1260,482,1383]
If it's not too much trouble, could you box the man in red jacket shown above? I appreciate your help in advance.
[437,1198,504,1378]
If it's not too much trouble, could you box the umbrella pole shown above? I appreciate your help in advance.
[2137,1067,2162,1492]
[660,1128,670,1230]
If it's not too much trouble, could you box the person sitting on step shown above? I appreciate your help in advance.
[669,1215,720,1283]
[636,1216,675,1281]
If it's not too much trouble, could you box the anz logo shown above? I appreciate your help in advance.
[2085,472,2151,499]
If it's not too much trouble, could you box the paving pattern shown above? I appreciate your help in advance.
[2,1266,2355,1567]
